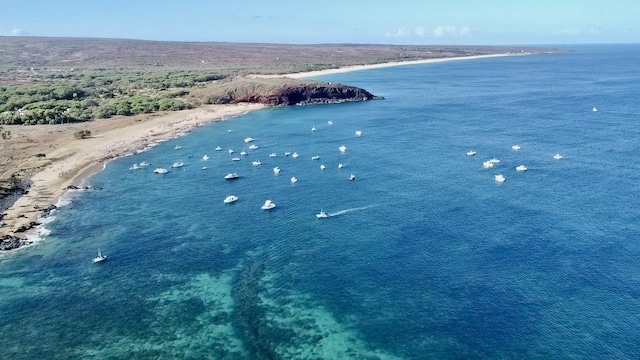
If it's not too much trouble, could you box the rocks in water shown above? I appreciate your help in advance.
[14,221,40,233]
[0,235,31,251]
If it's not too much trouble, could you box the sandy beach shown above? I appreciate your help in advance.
[0,53,525,246]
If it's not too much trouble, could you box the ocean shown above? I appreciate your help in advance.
[1,45,640,359]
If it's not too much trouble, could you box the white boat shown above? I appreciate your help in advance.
[489,158,501,163]
[224,173,239,180]
[338,145,347,153]
[223,195,238,204]
[202,166,208,170]
[244,137,255,143]
[516,165,528,171]
[154,168,168,174]
[228,149,234,154]
[327,120,333,125]
[495,174,506,183]
[311,126,317,132]
[215,146,222,151]
[482,161,494,169]
[261,199,276,210]
[355,130,362,137]
[248,144,259,150]
[269,153,277,158]
[284,151,291,156]
[512,144,521,151]
[139,161,150,167]
[292,152,299,158]
[311,155,320,160]
[466,150,477,156]
[174,145,182,150]
[316,210,329,219]
[592,107,598,112]
[290,176,298,183]
[273,166,280,175]
[554,153,563,160]
[338,163,344,169]
[232,157,241,161]
[349,174,356,181]
[129,164,140,170]
[202,155,209,161]
[240,151,248,156]
[171,162,184,168]
[93,250,108,263]
[252,160,262,166]
[320,164,326,170]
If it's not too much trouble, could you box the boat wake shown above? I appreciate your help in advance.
[328,205,377,217]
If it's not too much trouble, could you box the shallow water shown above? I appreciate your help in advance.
[2,45,640,359]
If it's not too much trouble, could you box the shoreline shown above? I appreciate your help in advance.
[0,52,528,252]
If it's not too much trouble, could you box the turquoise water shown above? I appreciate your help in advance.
[2,45,640,359]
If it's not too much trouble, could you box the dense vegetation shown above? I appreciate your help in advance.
[0,68,223,125]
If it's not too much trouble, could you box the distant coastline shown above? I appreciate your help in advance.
[0,52,535,253]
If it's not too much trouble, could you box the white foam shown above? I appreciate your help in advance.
[329,204,377,217]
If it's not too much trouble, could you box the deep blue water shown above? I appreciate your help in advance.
[2,45,640,359]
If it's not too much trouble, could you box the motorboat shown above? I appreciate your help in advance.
[248,144,259,150]
[311,126,317,132]
[244,137,254,143]
[338,145,347,153]
[129,164,140,170]
[489,158,501,163]
[273,166,280,175]
[349,174,356,181]
[338,163,344,169]
[154,168,168,174]
[284,152,291,156]
[93,250,108,263]
[554,153,563,160]
[482,161,494,169]
[355,130,362,137]
[516,165,528,171]
[174,145,182,150]
[592,107,598,112]
[290,176,298,183]
[495,174,506,183]
[228,149,234,154]
[512,144,521,151]
[320,164,326,170]
[202,166,208,170]
[292,152,299,158]
[215,146,222,151]
[252,160,262,166]
[240,151,248,156]
[269,153,277,158]
[466,150,477,156]
[224,173,239,180]
[139,161,150,167]
[316,210,329,219]
[311,155,320,160]
[232,157,241,161]
[202,155,209,161]
[327,120,333,125]
[223,195,238,204]
[171,162,184,168]
[261,200,276,210]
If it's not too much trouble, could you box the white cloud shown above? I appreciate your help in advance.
[1,28,27,36]
[414,26,426,37]
[386,27,411,38]
[432,25,471,37]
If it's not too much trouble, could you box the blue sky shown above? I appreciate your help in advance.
[1,0,638,44]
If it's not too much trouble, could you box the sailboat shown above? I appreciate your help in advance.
[93,250,108,263]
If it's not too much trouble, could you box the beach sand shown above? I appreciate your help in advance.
[0,53,525,244]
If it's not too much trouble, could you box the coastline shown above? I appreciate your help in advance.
[0,52,528,252]
[0,103,264,247]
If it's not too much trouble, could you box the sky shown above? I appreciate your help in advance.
[0,0,638,45]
